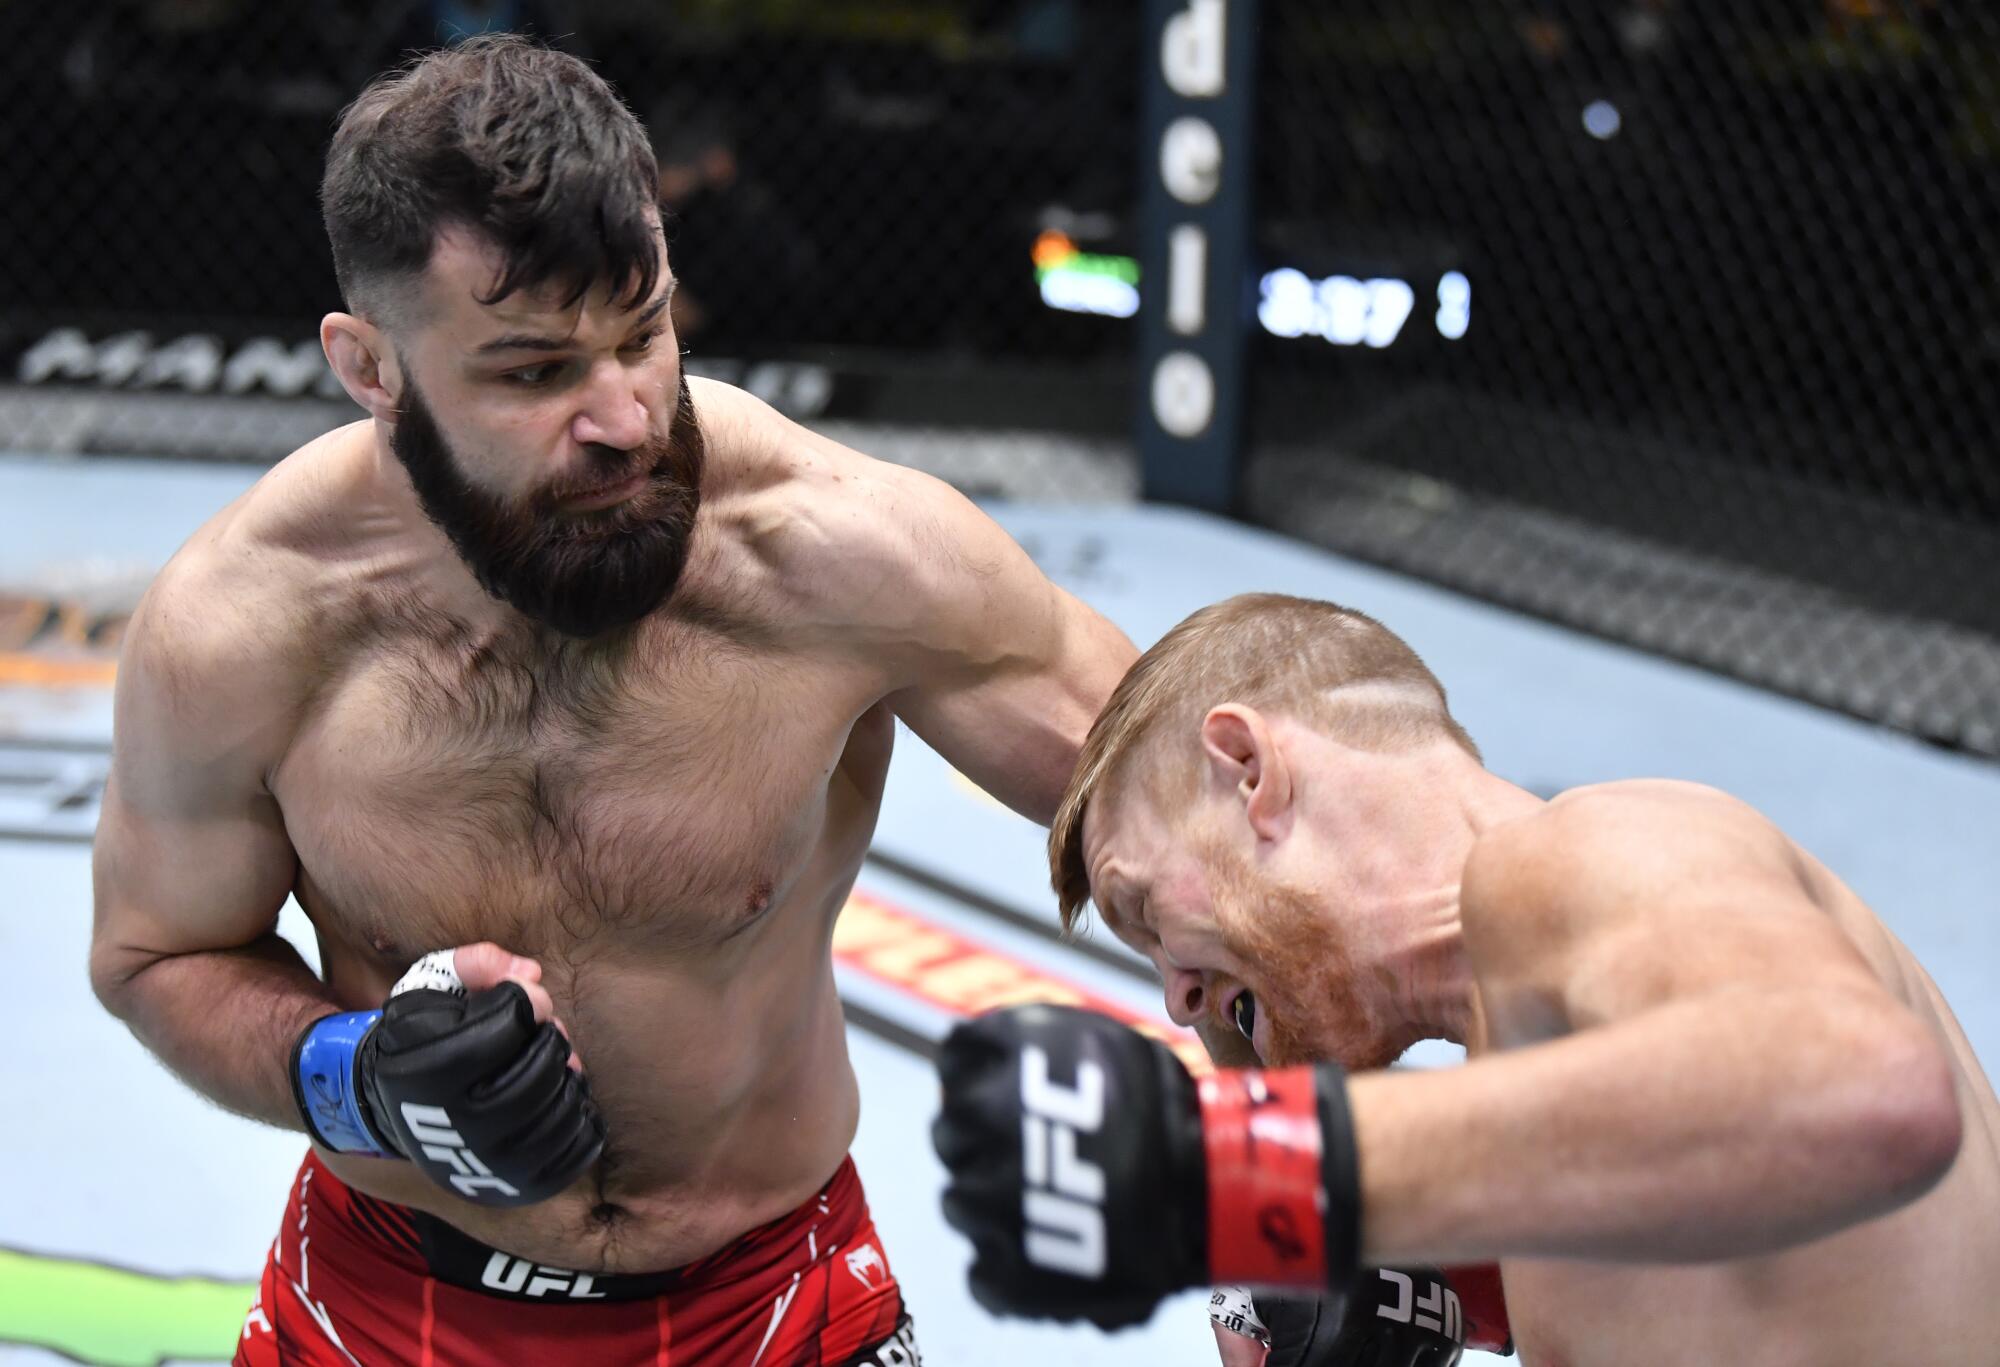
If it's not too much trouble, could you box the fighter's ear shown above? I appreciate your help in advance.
[320,312,403,421]
[1200,704,1293,842]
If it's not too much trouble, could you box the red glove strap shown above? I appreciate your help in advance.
[1198,1068,1328,1288]
[1442,1262,1513,1354]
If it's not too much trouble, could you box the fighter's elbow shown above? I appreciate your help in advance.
[87,937,161,1021]
[88,951,135,1019]
[1834,1018,1962,1215]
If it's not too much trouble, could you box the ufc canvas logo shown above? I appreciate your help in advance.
[400,1103,521,1200]
[480,1253,607,1299]
[1019,1045,1108,1278]
[1377,1269,1463,1341]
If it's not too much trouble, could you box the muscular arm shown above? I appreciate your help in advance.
[873,473,1134,823]
[737,393,1136,824]
[1349,789,1964,1267]
[818,454,1265,1073]
[89,561,332,1131]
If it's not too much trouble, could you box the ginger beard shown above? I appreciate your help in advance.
[391,369,706,639]
[1202,836,1405,1072]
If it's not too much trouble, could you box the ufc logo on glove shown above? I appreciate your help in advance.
[1376,1269,1462,1341]
[402,1102,521,1201]
[1019,1045,1110,1278]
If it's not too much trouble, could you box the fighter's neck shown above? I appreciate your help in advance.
[1374,770,1539,1054]
[1375,888,1483,1052]
[341,426,524,633]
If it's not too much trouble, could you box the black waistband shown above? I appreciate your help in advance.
[412,1210,682,1304]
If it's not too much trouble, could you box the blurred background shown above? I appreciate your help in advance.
[5,0,1998,753]
[3,3,1999,1365]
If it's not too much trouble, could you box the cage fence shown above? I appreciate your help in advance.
[3,2,1997,753]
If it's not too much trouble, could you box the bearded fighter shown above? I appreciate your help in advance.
[87,36,1138,1366]
[934,592,1998,1366]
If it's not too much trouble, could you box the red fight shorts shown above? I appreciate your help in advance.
[235,1152,919,1366]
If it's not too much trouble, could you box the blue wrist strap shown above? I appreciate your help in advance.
[294,1009,387,1156]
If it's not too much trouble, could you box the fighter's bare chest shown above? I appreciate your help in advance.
[272,623,879,961]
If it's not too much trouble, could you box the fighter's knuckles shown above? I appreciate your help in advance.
[470,1020,568,1099]
[465,981,540,1041]
[938,1182,1006,1241]
[930,1114,981,1169]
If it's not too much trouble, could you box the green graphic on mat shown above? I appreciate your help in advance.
[0,1247,254,1366]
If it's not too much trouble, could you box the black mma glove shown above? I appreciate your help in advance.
[290,950,605,1207]
[1234,1264,1512,1364]
[1217,1262,1512,1365]
[932,1003,1360,1331]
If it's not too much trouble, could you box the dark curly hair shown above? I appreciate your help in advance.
[321,35,662,331]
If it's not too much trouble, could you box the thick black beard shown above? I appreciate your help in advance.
[390,372,706,639]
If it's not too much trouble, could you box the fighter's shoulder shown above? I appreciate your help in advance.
[692,377,953,609]
[1462,781,1800,943]
[122,427,364,720]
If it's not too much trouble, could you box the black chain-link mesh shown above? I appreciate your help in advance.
[0,4,1141,497]
[7,5,1998,752]
[1243,1,2000,755]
